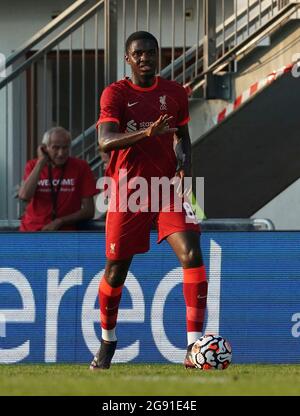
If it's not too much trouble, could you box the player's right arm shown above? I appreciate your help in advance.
[18,145,49,201]
[97,84,177,153]
[98,115,177,153]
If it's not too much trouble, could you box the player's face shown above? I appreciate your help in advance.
[46,131,71,167]
[125,39,158,81]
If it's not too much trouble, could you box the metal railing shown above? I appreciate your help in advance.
[161,0,299,89]
[0,0,109,219]
[0,0,299,220]
[3,0,88,70]
[0,218,275,231]
[194,0,300,92]
[201,218,275,231]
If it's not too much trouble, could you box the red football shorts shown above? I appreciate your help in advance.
[105,201,200,260]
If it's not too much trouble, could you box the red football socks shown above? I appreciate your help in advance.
[99,276,123,340]
[183,266,208,344]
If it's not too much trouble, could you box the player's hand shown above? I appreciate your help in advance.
[145,114,178,137]
[176,164,192,178]
[41,218,63,231]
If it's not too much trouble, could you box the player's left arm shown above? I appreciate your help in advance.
[174,123,192,178]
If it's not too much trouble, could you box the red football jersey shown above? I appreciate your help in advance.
[97,76,190,182]
[20,157,98,231]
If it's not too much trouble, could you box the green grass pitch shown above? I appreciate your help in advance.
[1,364,300,396]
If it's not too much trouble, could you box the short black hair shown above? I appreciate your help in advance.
[125,31,159,53]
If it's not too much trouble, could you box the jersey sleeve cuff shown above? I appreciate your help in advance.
[177,116,190,127]
[96,117,120,128]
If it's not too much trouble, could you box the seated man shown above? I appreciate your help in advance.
[19,126,98,231]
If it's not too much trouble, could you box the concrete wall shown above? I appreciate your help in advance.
[252,179,300,230]
[0,0,75,56]
[188,98,227,143]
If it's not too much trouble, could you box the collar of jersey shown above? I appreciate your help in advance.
[125,76,159,92]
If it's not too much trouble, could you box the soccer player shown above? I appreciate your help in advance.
[90,31,207,370]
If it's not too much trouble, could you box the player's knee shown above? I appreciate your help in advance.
[105,271,126,288]
[178,247,203,268]
[105,262,130,287]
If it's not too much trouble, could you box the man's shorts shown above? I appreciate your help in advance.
[105,201,200,260]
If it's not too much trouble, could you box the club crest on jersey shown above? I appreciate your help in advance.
[110,243,116,254]
[159,95,167,110]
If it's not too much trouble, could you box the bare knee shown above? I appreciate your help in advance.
[178,247,203,269]
[104,258,132,287]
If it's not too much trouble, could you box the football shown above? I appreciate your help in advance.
[191,334,232,370]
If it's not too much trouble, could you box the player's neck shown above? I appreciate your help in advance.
[130,74,157,88]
